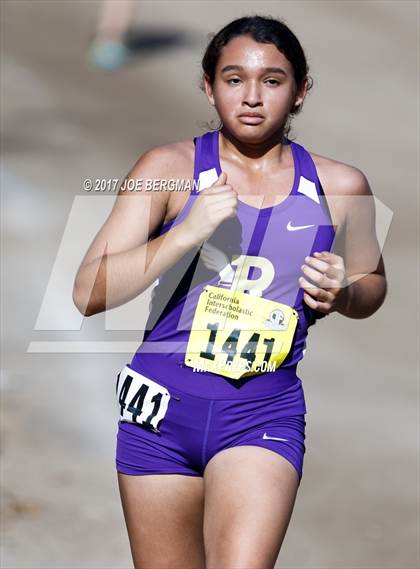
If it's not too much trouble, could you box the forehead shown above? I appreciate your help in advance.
[216,35,292,73]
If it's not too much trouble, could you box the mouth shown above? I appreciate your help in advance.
[238,113,265,124]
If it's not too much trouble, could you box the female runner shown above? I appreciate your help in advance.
[73,15,387,569]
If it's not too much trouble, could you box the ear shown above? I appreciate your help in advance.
[203,74,215,106]
[293,77,309,109]
[294,93,305,108]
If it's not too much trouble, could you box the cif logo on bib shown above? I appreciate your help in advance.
[266,308,286,331]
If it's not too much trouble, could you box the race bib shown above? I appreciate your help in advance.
[116,365,171,433]
[185,285,299,380]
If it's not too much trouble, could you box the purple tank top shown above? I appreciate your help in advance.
[129,130,335,399]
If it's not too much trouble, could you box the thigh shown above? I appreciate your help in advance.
[203,446,299,569]
[118,472,206,569]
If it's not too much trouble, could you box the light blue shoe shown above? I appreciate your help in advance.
[88,40,130,71]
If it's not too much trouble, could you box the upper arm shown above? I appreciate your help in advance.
[334,165,386,281]
[77,144,188,269]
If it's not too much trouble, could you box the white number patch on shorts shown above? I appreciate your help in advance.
[116,365,171,433]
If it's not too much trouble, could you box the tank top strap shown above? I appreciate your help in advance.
[288,140,326,200]
[291,139,334,224]
[192,130,220,194]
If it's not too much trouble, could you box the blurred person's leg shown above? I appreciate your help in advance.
[95,0,135,42]
[89,0,136,71]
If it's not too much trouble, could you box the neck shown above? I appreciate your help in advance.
[219,126,289,170]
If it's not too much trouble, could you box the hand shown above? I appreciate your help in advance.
[181,172,238,246]
[298,251,348,314]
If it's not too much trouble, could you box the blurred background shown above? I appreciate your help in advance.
[1,1,418,568]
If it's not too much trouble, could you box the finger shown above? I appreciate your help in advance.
[201,185,235,196]
[212,195,238,208]
[301,263,326,286]
[308,253,345,282]
[298,275,319,292]
[303,291,319,310]
[301,263,340,289]
[212,171,227,187]
[299,276,334,302]
[303,256,331,273]
[314,251,344,268]
[303,292,330,313]
[304,259,343,285]
[324,265,345,283]
[211,200,238,216]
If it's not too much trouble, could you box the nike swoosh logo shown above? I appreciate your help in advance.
[287,221,315,231]
[262,433,289,442]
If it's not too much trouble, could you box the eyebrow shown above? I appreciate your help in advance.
[220,64,287,76]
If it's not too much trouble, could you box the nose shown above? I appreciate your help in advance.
[243,80,262,108]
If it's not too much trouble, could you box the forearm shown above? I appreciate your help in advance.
[335,273,387,319]
[74,222,198,316]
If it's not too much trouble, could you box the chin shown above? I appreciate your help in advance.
[226,123,282,143]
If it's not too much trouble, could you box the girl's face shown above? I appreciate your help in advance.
[204,35,307,142]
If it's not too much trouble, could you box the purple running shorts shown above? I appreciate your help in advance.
[115,364,307,483]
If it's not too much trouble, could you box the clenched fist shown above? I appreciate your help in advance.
[181,172,238,246]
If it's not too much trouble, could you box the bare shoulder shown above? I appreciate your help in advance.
[118,138,195,227]
[309,151,372,197]
[127,139,195,181]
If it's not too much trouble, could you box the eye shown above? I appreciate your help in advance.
[265,79,280,86]
[227,78,242,85]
